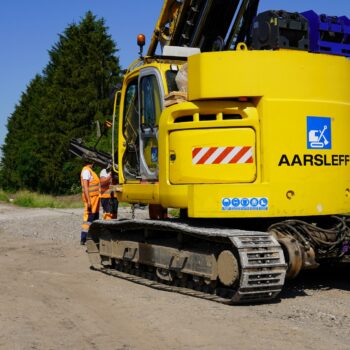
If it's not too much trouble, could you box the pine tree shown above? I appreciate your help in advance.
[1,75,47,191]
[41,11,120,194]
[1,11,121,194]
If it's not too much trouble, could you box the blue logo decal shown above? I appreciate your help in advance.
[222,198,231,207]
[259,198,268,207]
[151,147,158,162]
[241,198,249,207]
[221,197,269,211]
[250,198,258,207]
[232,198,240,207]
[307,116,331,150]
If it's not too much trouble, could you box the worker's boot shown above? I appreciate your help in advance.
[80,232,87,245]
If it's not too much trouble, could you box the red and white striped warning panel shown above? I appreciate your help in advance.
[192,146,253,165]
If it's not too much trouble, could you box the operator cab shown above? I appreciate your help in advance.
[122,68,164,181]
[120,42,198,184]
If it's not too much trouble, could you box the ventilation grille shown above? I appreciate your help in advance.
[173,113,242,123]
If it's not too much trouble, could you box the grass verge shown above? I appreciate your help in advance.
[12,191,83,208]
[169,208,180,218]
[0,190,131,209]
[0,190,9,202]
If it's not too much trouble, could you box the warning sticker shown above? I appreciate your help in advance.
[221,197,269,211]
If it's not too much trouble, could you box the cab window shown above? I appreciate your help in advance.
[122,79,140,179]
[141,75,161,127]
[166,70,179,93]
[123,79,138,142]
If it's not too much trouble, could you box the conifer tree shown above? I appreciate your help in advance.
[1,11,121,194]
[1,75,46,191]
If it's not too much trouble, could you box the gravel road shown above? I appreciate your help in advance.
[0,202,350,350]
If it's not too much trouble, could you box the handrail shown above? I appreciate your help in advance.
[112,90,121,174]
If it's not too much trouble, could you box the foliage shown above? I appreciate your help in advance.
[168,208,180,218]
[0,190,9,202]
[0,11,121,194]
[12,191,82,208]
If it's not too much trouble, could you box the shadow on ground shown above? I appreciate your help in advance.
[280,263,350,299]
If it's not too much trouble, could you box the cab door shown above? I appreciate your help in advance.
[138,68,164,181]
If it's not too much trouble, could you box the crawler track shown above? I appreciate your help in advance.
[87,219,287,304]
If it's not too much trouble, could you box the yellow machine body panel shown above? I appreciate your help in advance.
[169,127,256,184]
[118,50,350,218]
[188,50,349,102]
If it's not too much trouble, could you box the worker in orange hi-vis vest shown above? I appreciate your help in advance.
[100,168,118,220]
[80,162,100,245]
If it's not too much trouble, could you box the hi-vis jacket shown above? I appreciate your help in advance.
[80,166,100,200]
[100,180,111,199]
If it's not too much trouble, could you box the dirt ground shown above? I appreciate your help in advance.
[0,202,350,350]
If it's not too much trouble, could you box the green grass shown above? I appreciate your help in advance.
[119,201,131,208]
[12,191,83,208]
[0,190,9,202]
[0,190,179,214]
[0,189,132,209]
[169,208,180,218]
